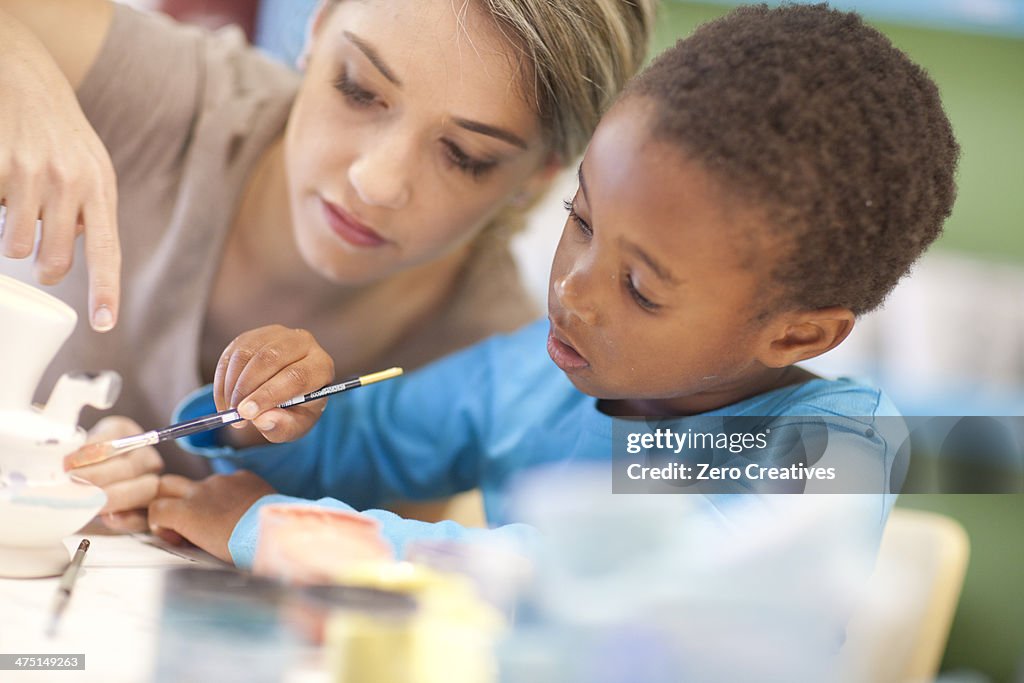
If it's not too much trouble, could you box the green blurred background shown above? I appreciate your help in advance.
[899,495,1024,682]
[653,5,1023,681]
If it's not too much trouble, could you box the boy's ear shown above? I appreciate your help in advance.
[759,307,856,368]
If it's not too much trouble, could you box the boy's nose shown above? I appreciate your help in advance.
[348,140,412,210]
[554,271,598,326]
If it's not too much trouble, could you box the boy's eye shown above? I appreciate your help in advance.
[442,140,497,180]
[334,70,380,108]
[563,199,593,237]
[625,274,660,312]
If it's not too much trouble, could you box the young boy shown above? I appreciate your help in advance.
[142,4,959,566]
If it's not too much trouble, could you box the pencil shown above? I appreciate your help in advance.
[46,539,90,638]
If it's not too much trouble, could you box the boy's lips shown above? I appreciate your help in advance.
[547,322,589,371]
[319,197,389,248]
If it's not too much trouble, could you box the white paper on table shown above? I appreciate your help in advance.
[0,531,223,682]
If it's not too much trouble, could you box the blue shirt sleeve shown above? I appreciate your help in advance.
[174,333,542,567]
[228,493,540,569]
[177,336,504,506]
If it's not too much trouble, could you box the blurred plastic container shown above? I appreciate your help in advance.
[405,538,532,616]
[284,582,416,646]
[154,567,296,683]
[499,463,876,683]
[318,583,419,683]
[331,561,505,683]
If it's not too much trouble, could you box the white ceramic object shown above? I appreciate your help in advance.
[0,274,121,578]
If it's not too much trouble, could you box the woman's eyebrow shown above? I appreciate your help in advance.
[342,31,526,150]
[343,31,401,86]
[451,118,528,150]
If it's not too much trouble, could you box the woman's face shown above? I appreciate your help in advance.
[285,0,553,284]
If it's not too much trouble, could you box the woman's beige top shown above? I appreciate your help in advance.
[0,5,537,477]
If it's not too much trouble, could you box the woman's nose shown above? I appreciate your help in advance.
[348,136,412,210]
[554,267,598,326]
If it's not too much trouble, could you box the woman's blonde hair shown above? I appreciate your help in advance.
[482,0,656,162]
[328,0,657,162]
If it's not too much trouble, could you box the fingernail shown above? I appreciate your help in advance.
[92,305,114,332]
[238,401,259,420]
[254,417,276,432]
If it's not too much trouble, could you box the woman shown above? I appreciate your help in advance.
[0,0,654,526]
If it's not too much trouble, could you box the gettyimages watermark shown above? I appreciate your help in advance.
[611,415,1024,494]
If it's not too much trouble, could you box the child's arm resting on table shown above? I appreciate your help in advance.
[147,471,540,567]
[163,328,522,566]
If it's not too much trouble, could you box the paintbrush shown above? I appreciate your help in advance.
[46,538,90,638]
[65,367,403,469]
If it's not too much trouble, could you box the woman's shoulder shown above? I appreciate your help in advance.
[80,4,208,97]
[114,5,297,98]
[78,4,297,168]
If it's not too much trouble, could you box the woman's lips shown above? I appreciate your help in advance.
[547,324,589,371]
[319,198,388,248]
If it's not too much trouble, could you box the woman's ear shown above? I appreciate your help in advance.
[297,1,335,70]
[759,307,856,367]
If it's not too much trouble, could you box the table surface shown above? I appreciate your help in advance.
[0,521,225,682]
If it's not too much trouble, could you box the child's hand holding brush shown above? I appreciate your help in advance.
[212,324,337,447]
[64,325,370,532]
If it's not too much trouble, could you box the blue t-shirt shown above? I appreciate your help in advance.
[177,319,901,568]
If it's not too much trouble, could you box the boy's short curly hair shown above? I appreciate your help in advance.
[626,3,960,315]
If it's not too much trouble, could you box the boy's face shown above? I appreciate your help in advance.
[547,97,780,414]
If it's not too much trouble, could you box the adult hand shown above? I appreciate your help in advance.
[148,471,276,564]
[65,416,164,532]
[215,325,335,447]
[0,8,121,331]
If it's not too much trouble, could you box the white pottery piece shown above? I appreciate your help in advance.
[0,275,121,578]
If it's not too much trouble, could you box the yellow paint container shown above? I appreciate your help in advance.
[326,561,505,683]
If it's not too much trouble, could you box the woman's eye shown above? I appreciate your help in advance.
[334,71,379,108]
[562,199,593,237]
[626,274,659,312]
[443,141,497,180]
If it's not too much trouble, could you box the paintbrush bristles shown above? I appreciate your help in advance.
[63,441,115,470]
[63,432,159,470]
